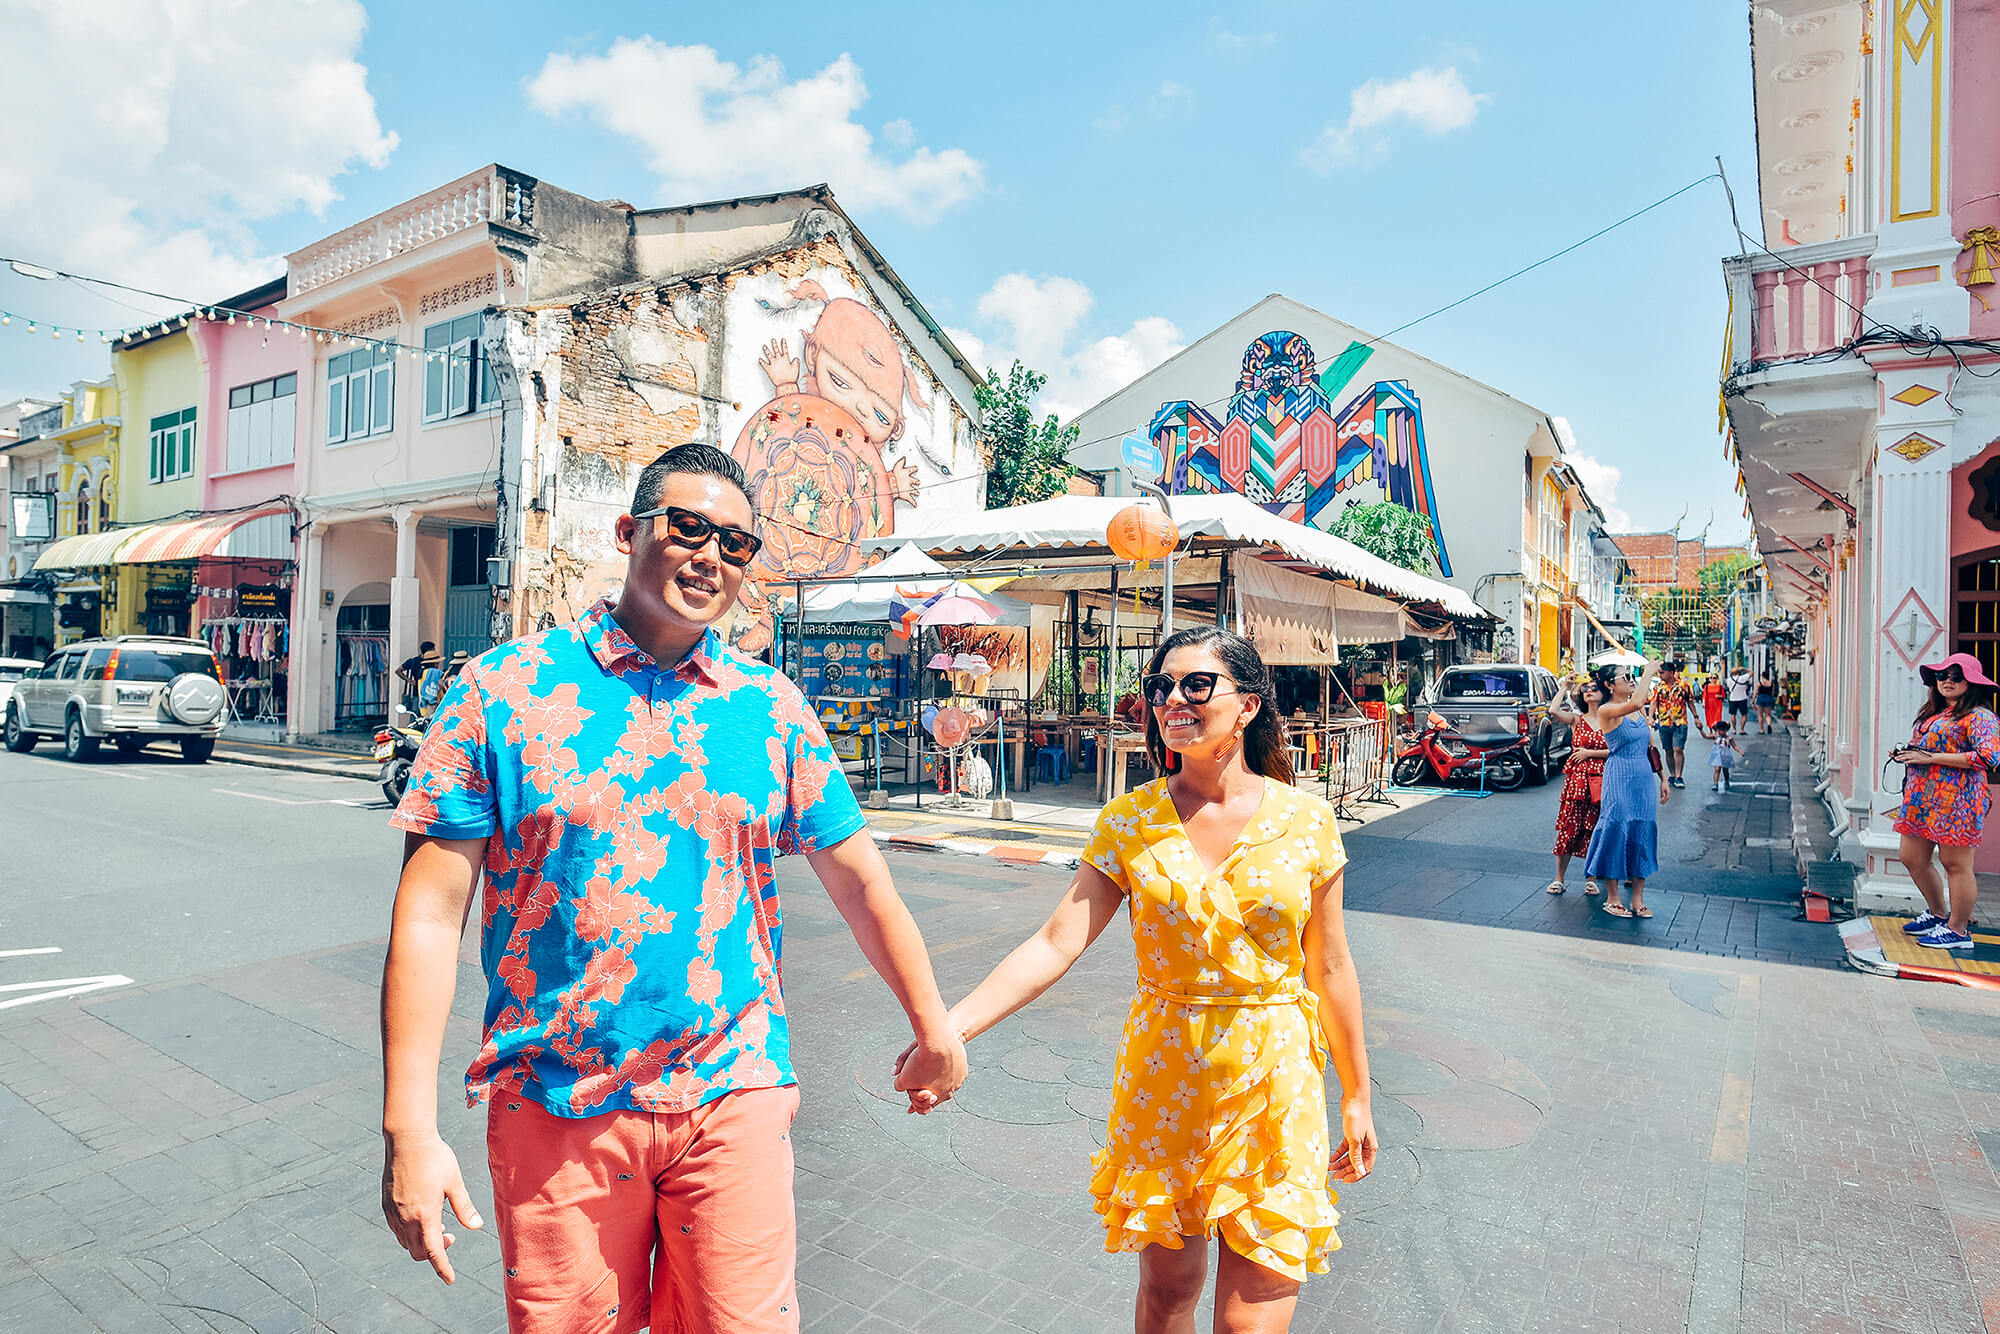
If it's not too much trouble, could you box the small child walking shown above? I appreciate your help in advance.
[1711,721,1744,791]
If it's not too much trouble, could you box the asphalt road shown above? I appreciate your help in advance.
[0,745,405,988]
[3,733,1990,1332]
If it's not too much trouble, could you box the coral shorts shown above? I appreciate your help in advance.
[486,1085,802,1334]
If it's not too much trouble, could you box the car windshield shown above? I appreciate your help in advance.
[0,666,25,682]
[1439,670,1528,698]
[116,649,218,683]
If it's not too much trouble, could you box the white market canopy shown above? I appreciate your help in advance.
[797,543,1034,627]
[869,492,1489,621]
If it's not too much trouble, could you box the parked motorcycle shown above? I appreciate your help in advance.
[374,707,427,806]
[1392,711,1531,792]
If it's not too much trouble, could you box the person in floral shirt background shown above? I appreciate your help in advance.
[1646,660,1703,791]
[378,443,966,1334]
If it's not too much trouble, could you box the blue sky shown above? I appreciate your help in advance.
[0,1,1756,541]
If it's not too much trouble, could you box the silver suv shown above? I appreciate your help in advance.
[3,635,227,763]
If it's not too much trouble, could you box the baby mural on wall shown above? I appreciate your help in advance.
[730,276,935,652]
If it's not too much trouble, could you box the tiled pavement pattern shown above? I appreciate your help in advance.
[8,837,2000,1331]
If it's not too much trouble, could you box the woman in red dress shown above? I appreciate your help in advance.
[1701,675,1726,732]
[1547,675,1613,895]
[1894,654,2000,951]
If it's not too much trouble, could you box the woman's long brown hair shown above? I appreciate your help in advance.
[1142,627,1294,786]
[1916,677,1995,726]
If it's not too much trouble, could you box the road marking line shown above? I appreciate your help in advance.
[0,947,62,959]
[0,974,134,1008]
[1688,972,1761,1333]
[31,757,148,780]
[214,788,314,805]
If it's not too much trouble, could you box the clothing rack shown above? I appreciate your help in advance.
[336,631,390,727]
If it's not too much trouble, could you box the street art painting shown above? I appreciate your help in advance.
[725,273,960,652]
[1149,330,1454,576]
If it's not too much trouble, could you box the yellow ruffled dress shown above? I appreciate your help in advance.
[1080,776,1345,1280]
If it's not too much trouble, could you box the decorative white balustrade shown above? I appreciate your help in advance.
[288,167,535,295]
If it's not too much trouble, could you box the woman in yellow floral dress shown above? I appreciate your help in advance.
[921,627,1375,1332]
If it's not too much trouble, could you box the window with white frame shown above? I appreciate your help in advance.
[326,345,394,444]
[149,408,197,483]
[422,314,500,424]
[225,373,298,473]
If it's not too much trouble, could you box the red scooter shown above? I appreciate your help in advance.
[1392,711,1530,792]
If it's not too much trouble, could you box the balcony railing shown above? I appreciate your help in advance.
[288,166,537,295]
[1722,235,1875,369]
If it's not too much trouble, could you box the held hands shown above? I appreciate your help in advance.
[1329,1098,1378,1184]
[381,1131,483,1284]
[892,1022,969,1115]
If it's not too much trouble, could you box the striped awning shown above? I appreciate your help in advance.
[119,510,291,564]
[31,509,293,571]
[32,526,151,570]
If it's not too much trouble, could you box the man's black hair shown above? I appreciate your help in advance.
[419,641,435,652]
[631,443,753,516]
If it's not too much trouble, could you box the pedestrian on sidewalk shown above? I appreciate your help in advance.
[1702,672,1726,733]
[1893,654,2000,952]
[1586,661,1670,919]
[378,444,966,1334]
[1709,721,1743,791]
[1647,660,1702,790]
[1726,665,1754,729]
[1755,670,1777,734]
[1546,675,1611,896]
[909,626,1375,1333]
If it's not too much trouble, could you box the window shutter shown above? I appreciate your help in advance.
[273,389,296,464]
[228,403,250,472]
[371,355,393,434]
[328,369,347,443]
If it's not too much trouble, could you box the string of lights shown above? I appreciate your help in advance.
[0,256,461,364]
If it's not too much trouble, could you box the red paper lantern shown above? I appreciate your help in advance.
[1107,503,1177,564]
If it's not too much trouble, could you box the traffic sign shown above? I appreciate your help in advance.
[1121,431,1163,482]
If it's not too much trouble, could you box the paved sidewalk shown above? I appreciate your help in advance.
[6,840,2000,1332]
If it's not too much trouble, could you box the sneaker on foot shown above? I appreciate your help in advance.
[1903,911,1949,935]
[1918,925,1975,951]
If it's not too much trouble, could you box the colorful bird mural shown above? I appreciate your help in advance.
[1149,330,1454,576]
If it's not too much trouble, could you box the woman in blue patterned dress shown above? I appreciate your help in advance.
[1584,661,1671,919]
[1894,654,2000,951]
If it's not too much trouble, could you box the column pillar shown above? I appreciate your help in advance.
[389,506,420,714]
[291,524,322,740]
[1856,376,1957,910]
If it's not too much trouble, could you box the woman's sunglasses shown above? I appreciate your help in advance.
[1920,665,1967,685]
[630,505,763,568]
[1141,671,1239,707]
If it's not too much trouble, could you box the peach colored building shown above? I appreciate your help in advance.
[1723,0,2000,904]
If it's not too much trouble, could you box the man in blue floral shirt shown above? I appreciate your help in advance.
[379,444,965,1334]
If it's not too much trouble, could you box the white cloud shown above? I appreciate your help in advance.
[527,40,983,223]
[1569,452,1632,531]
[948,274,1185,420]
[1302,66,1489,171]
[1150,80,1196,116]
[1093,105,1131,133]
[0,0,395,308]
[881,118,915,148]
[1211,23,1276,49]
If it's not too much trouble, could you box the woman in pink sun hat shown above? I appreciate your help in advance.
[1894,653,2000,951]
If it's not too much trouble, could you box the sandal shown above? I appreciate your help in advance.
[1633,905,1653,918]
[1584,880,1602,896]
[1545,880,1566,895]
[1603,903,1634,918]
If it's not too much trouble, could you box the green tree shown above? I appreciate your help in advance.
[977,361,1079,509]
[1329,500,1440,575]
[1697,550,1754,595]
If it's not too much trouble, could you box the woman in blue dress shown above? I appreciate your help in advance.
[1585,661,1672,918]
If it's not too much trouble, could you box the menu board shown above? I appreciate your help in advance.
[786,620,906,700]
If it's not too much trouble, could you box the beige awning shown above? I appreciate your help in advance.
[1232,558,1412,664]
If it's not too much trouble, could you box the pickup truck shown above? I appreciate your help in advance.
[1421,664,1574,785]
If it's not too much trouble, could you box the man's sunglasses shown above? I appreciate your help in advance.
[631,505,763,568]
[1141,671,1239,707]
[1920,665,1967,685]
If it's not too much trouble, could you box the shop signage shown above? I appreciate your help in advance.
[10,492,54,541]
[146,587,189,613]
[1120,431,1164,482]
[237,584,288,615]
